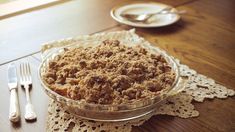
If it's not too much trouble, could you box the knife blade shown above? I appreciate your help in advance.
[8,63,20,122]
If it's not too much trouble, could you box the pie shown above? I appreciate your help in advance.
[43,40,175,105]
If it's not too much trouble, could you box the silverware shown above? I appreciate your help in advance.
[121,7,186,23]
[20,62,37,121]
[8,63,20,122]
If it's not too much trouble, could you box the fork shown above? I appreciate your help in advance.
[20,62,37,121]
[121,7,186,23]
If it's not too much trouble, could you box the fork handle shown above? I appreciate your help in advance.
[24,86,37,121]
[158,10,187,15]
[9,89,20,122]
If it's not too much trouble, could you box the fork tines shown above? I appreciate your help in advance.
[20,62,32,86]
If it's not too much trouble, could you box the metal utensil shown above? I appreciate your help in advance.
[8,63,20,122]
[20,62,37,121]
[121,7,186,23]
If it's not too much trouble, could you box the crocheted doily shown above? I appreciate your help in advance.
[42,29,235,132]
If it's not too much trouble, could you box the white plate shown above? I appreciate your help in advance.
[110,2,180,28]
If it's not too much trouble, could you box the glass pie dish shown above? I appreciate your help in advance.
[38,40,186,122]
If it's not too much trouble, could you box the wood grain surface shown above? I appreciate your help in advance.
[0,0,234,132]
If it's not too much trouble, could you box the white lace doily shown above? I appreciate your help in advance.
[42,29,235,132]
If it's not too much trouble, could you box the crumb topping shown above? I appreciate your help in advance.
[43,40,175,104]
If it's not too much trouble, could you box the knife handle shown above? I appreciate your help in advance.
[9,89,20,122]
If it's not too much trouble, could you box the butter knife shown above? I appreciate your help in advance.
[8,63,20,122]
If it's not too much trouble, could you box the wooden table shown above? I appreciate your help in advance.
[0,0,234,131]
